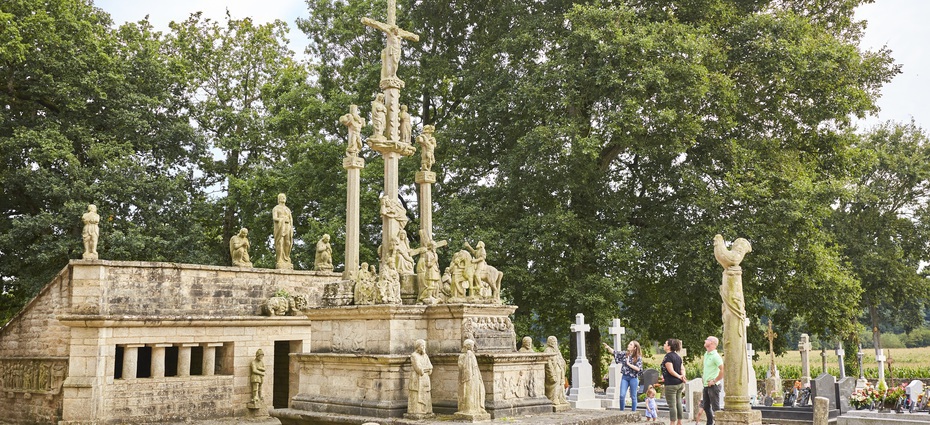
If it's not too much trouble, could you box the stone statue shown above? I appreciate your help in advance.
[371,93,387,140]
[81,204,100,259]
[229,228,252,267]
[465,241,503,302]
[378,260,401,304]
[448,250,473,300]
[544,336,568,406]
[399,105,412,145]
[413,240,442,304]
[394,231,415,275]
[455,339,488,420]
[248,349,266,408]
[273,193,294,269]
[354,262,377,305]
[714,233,753,412]
[340,104,366,157]
[406,339,434,418]
[518,336,534,352]
[314,234,334,271]
[379,195,409,229]
[416,125,436,172]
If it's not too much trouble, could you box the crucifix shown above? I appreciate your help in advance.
[765,319,778,377]
[362,0,420,256]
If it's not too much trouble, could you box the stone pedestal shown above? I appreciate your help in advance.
[716,409,762,425]
[277,304,552,422]
[342,156,365,279]
[416,171,436,242]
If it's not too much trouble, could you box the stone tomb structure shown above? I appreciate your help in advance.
[0,259,340,424]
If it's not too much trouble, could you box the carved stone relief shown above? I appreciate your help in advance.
[461,317,516,352]
[0,359,67,393]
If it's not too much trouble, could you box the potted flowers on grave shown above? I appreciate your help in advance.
[850,388,875,410]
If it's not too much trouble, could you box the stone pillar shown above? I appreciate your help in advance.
[415,171,436,242]
[179,343,198,377]
[799,334,812,386]
[567,313,600,409]
[151,343,172,378]
[343,156,365,279]
[820,345,828,376]
[122,344,144,379]
[603,319,625,409]
[835,345,846,379]
[203,343,223,376]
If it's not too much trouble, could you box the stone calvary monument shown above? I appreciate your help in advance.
[713,234,763,425]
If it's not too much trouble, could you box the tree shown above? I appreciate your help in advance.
[0,0,207,322]
[830,121,930,350]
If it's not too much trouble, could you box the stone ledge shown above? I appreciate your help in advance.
[272,407,640,425]
[69,259,342,277]
[57,315,313,327]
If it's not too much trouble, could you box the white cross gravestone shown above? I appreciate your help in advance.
[603,319,625,409]
[835,344,846,379]
[567,313,602,409]
[799,334,812,386]
[875,348,887,389]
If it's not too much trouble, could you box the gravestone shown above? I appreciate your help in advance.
[835,344,846,379]
[602,319,625,409]
[835,376,856,413]
[810,373,837,410]
[567,313,601,409]
[746,342,757,405]
[855,345,867,390]
[685,378,704,420]
[820,346,828,376]
[906,380,924,406]
[875,349,887,389]
[639,369,660,395]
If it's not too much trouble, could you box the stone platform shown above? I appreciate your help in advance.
[838,410,930,425]
[271,409,642,425]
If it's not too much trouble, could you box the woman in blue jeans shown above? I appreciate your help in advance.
[603,340,643,410]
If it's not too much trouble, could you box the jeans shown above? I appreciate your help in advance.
[619,375,639,411]
[703,384,721,425]
[664,383,684,422]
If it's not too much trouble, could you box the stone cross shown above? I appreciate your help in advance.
[820,344,828,376]
[798,334,812,385]
[765,319,778,378]
[747,343,755,362]
[835,343,846,379]
[875,348,887,389]
[856,345,864,380]
[567,313,600,409]
[604,318,626,408]
[362,0,419,258]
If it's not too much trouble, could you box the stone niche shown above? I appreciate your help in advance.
[277,304,553,422]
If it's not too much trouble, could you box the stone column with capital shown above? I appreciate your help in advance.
[713,234,762,425]
[343,155,365,279]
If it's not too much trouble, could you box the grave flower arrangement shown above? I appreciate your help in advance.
[850,389,874,409]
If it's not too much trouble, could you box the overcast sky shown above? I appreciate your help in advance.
[94,0,929,132]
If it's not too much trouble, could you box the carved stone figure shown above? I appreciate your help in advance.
[248,349,266,408]
[273,193,294,269]
[416,125,436,172]
[354,262,378,305]
[714,233,753,412]
[399,105,412,145]
[413,241,441,304]
[379,260,401,304]
[544,336,569,406]
[518,336,534,352]
[229,228,252,267]
[81,204,100,259]
[394,231,415,275]
[465,241,503,302]
[406,339,434,418]
[380,195,409,229]
[448,250,473,300]
[262,296,290,316]
[455,339,488,419]
[340,104,366,157]
[371,93,387,139]
[314,234,334,272]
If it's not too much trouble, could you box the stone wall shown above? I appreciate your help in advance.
[0,265,72,358]
[68,260,341,317]
[104,376,235,422]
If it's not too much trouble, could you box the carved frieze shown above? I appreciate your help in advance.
[461,316,516,352]
[0,358,68,394]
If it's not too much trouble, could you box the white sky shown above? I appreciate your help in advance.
[93,0,929,132]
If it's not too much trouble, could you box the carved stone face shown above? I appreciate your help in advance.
[522,337,532,349]
[239,228,249,237]
[277,193,287,204]
[87,204,97,213]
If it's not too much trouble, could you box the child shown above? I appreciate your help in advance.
[645,386,658,421]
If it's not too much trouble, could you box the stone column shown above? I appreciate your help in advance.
[343,156,365,279]
[203,343,223,376]
[151,343,172,378]
[604,319,625,409]
[415,171,436,243]
[820,345,828,376]
[179,343,198,377]
[567,313,600,409]
[799,334,812,386]
[813,397,829,425]
[835,345,846,379]
[122,344,144,379]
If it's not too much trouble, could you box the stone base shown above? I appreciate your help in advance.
[716,409,763,425]
[82,253,98,260]
[247,401,265,410]
[403,412,435,420]
[277,262,294,270]
[553,402,572,412]
[454,411,491,422]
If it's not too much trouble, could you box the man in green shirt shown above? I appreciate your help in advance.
[703,336,724,425]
